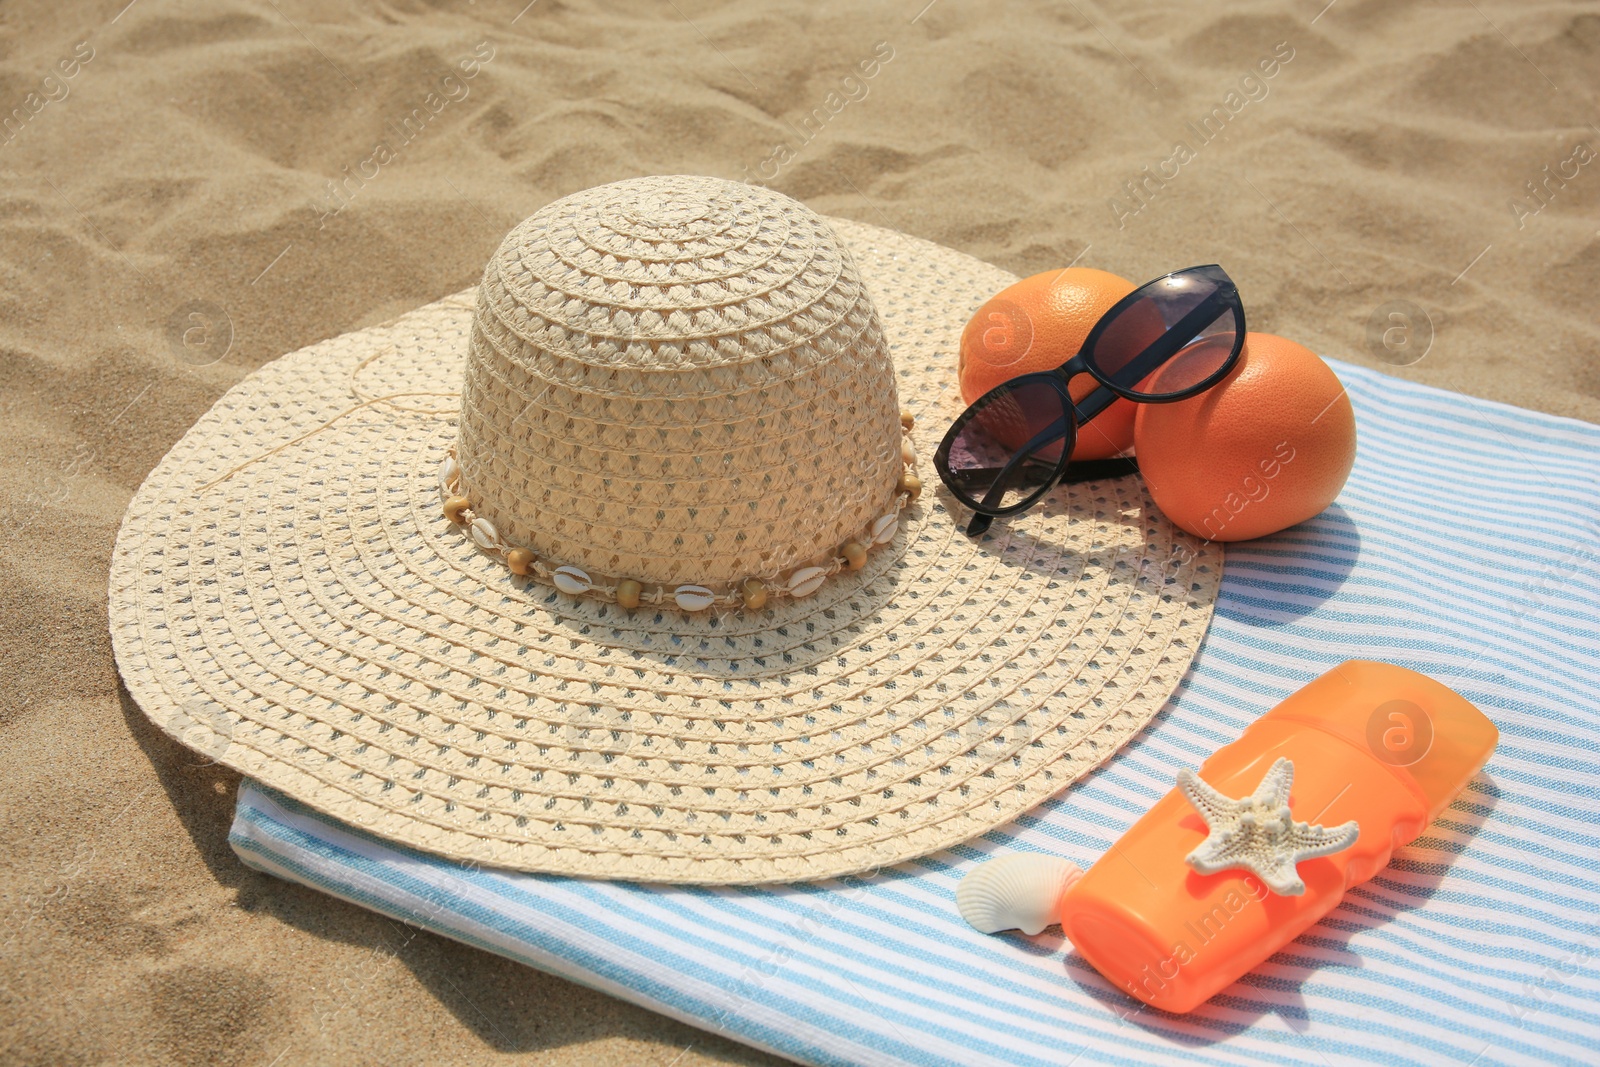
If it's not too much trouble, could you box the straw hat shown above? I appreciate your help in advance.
[110,176,1221,884]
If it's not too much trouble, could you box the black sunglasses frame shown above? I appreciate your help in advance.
[934,264,1245,537]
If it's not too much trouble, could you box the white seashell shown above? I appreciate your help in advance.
[552,565,592,596]
[956,853,1084,936]
[469,517,500,550]
[786,566,827,598]
[673,584,716,612]
[869,513,899,546]
[437,455,460,494]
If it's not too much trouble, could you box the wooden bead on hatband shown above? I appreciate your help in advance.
[842,541,868,571]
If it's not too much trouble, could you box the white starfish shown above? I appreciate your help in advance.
[1176,757,1360,896]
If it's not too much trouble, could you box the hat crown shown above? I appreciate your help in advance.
[455,175,902,588]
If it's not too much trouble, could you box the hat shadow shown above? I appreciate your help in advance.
[117,684,784,1063]
[1058,772,1500,1045]
[119,681,251,888]
[384,917,784,1063]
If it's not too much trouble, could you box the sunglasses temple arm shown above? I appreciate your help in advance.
[1062,457,1139,482]
[958,417,1072,537]
[1109,287,1233,392]
[1061,289,1232,427]
[965,457,1137,536]
[975,417,1071,499]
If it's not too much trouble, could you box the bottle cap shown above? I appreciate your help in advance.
[1266,660,1497,822]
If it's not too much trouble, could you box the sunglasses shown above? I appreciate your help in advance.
[934,264,1245,536]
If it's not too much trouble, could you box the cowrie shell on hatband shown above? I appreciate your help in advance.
[673,585,717,612]
[870,513,899,546]
[437,455,460,494]
[786,567,828,598]
[552,566,592,596]
[469,517,500,551]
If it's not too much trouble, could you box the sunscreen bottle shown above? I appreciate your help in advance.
[956,661,1498,1014]
[1059,661,1497,1013]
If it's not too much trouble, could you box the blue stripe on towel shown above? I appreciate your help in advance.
[231,360,1600,1066]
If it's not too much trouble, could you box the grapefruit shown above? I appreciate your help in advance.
[1134,332,1356,541]
[958,267,1139,460]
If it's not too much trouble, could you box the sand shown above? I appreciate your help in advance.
[2,0,1596,1063]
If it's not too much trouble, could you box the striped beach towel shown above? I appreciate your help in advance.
[230,359,1600,1066]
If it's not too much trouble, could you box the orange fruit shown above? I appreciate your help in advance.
[958,268,1139,460]
[1133,332,1356,542]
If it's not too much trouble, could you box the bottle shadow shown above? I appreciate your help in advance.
[1058,771,1501,1046]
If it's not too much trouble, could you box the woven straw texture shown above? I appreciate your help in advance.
[459,176,902,589]
[109,201,1222,884]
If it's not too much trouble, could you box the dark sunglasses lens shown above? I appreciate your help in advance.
[942,379,1072,512]
[1143,326,1239,397]
[1088,272,1238,400]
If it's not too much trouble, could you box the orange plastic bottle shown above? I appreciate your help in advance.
[1059,661,1497,1013]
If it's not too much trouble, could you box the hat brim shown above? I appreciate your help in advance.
[109,217,1220,884]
